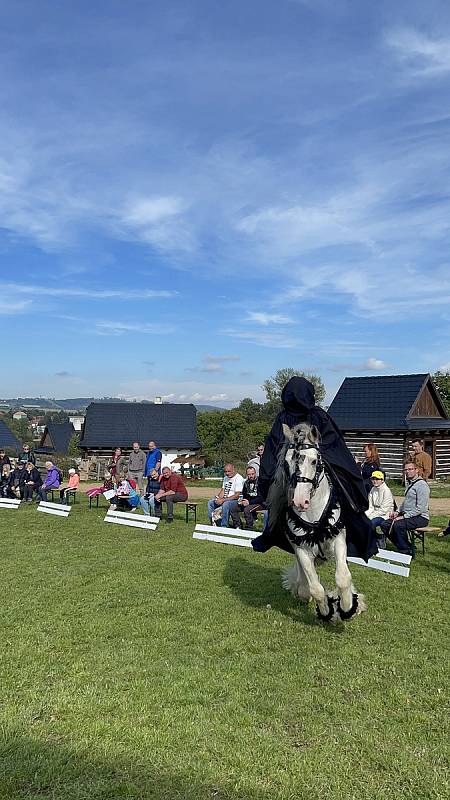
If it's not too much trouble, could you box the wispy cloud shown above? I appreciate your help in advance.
[95,320,174,336]
[361,358,387,371]
[0,298,32,315]
[386,28,450,77]
[54,371,73,378]
[185,363,225,373]
[223,329,299,349]
[5,283,176,300]
[204,354,240,363]
[246,311,295,325]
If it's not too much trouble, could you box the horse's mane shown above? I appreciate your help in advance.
[267,422,321,529]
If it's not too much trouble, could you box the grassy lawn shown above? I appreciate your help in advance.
[387,480,450,498]
[0,498,448,800]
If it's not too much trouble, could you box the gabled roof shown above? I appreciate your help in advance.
[78,403,200,449]
[38,422,75,454]
[328,373,450,431]
[0,420,21,450]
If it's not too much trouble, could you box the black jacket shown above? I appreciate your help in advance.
[241,478,265,507]
[257,377,377,561]
[24,466,42,489]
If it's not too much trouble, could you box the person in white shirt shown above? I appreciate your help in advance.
[207,463,244,528]
[365,469,394,548]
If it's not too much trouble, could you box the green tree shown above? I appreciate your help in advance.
[433,371,450,415]
[262,368,326,408]
[67,433,82,458]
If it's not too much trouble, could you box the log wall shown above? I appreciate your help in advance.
[343,432,407,479]
[435,439,450,479]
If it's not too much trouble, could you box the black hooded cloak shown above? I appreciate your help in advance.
[254,376,378,561]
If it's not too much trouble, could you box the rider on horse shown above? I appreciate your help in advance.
[252,376,378,562]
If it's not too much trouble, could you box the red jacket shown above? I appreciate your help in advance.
[159,473,188,500]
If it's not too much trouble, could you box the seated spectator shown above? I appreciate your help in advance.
[247,444,265,476]
[59,468,80,503]
[111,477,141,512]
[0,449,11,472]
[23,461,42,502]
[379,461,430,555]
[365,470,394,548]
[438,519,450,538]
[230,466,266,530]
[140,468,162,517]
[9,461,27,499]
[411,439,432,481]
[86,470,115,499]
[154,466,188,522]
[39,461,61,501]
[18,443,35,465]
[208,463,244,528]
[0,463,12,497]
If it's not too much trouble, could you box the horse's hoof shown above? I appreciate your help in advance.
[337,593,366,620]
[316,595,339,624]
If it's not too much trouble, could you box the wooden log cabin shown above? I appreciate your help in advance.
[327,374,450,479]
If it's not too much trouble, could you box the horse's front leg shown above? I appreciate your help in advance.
[333,530,367,619]
[295,546,336,622]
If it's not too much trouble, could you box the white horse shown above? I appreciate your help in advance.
[268,422,366,623]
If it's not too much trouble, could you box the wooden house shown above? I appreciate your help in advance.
[78,402,201,471]
[328,373,450,479]
[36,422,76,455]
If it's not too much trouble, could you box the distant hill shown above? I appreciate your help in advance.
[0,397,226,413]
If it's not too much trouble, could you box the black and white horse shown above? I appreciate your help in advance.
[268,422,366,623]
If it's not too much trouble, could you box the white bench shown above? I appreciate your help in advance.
[0,497,21,510]
[104,508,160,531]
[192,525,411,577]
[37,501,72,518]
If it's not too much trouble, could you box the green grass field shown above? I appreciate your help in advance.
[0,498,448,800]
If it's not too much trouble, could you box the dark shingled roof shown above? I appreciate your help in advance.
[79,403,200,450]
[0,420,21,450]
[328,374,450,431]
[37,422,75,454]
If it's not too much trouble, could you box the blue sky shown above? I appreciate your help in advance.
[1,0,450,406]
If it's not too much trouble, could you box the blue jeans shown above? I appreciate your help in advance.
[208,497,239,528]
[140,495,161,516]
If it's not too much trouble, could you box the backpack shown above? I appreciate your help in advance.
[57,469,63,484]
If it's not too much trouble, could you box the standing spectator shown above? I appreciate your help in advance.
[365,470,394,548]
[208,463,244,528]
[127,442,146,491]
[411,439,432,481]
[59,468,80,503]
[39,461,61,501]
[379,461,430,555]
[18,443,35,464]
[0,463,12,497]
[23,461,42,502]
[141,468,162,516]
[144,440,162,477]
[0,449,11,472]
[247,444,265,476]
[108,448,126,480]
[9,461,27,499]
[230,466,266,530]
[154,466,188,522]
[356,442,381,496]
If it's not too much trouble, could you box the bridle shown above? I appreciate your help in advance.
[285,441,325,495]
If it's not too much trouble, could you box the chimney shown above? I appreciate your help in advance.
[154,396,163,404]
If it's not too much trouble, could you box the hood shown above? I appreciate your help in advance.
[281,376,315,414]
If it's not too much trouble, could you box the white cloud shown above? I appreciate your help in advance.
[246,311,294,326]
[94,320,174,336]
[5,283,175,300]
[209,393,228,402]
[223,329,299,349]
[0,298,32,315]
[362,358,387,371]
[185,363,225,373]
[204,354,240,362]
[119,195,195,253]
[386,29,450,77]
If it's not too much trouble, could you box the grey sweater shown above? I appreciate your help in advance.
[128,449,146,472]
[400,478,430,519]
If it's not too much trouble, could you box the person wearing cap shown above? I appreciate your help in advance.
[59,468,80,503]
[365,470,394,548]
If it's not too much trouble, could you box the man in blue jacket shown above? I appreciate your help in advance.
[144,440,162,477]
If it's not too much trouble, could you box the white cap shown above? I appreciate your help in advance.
[68,468,76,474]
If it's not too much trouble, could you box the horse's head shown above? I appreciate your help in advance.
[282,422,322,512]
